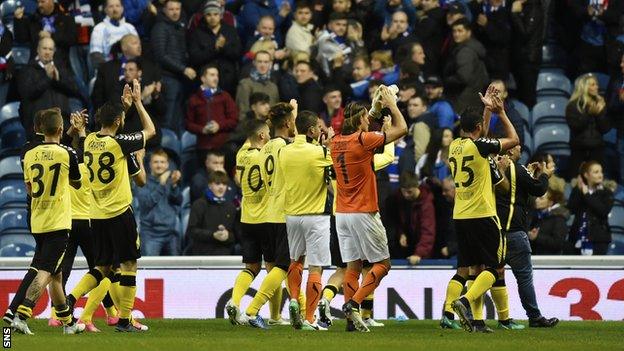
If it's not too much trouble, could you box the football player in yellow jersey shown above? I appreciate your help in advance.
[12,108,84,335]
[447,88,519,333]
[66,79,156,332]
[279,110,335,331]
[226,119,272,328]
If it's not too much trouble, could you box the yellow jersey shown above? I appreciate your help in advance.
[84,132,144,219]
[259,137,289,223]
[236,146,267,224]
[70,163,92,220]
[449,137,503,219]
[23,142,81,233]
[280,135,333,215]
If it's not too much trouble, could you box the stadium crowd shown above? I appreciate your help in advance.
[0,0,623,258]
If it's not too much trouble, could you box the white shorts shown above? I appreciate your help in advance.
[335,212,389,263]
[286,215,331,266]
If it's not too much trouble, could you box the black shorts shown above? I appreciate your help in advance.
[330,216,346,268]
[92,208,141,266]
[240,223,290,266]
[32,230,69,274]
[455,216,506,268]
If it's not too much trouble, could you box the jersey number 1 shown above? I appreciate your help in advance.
[337,153,349,184]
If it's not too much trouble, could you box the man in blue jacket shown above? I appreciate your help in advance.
[134,149,183,256]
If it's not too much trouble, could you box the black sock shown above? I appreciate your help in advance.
[9,268,38,313]
[102,292,114,308]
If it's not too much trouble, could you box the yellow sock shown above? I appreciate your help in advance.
[54,305,72,325]
[298,290,306,317]
[465,270,496,314]
[232,269,255,306]
[245,267,287,317]
[118,271,137,320]
[465,276,483,320]
[269,284,284,320]
[491,281,509,321]
[81,278,111,323]
[443,275,466,315]
[109,271,121,308]
[50,306,57,320]
[322,284,338,302]
[361,294,374,319]
[105,304,118,318]
[70,269,102,299]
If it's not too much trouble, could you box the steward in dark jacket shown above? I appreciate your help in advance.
[150,11,189,77]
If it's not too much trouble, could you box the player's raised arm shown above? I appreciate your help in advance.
[379,86,408,144]
[490,94,519,152]
[479,84,497,137]
[131,79,156,140]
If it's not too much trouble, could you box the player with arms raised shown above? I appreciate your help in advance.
[66,79,156,332]
[331,86,407,332]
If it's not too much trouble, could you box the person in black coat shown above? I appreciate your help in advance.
[293,61,324,113]
[510,0,544,107]
[91,34,161,110]
[188,0,242,96]
[530,185,570,255]
[568,161,614,255]
[566,74,611,179]
[0,22,14,107]
[13,1,78,68]
[17,38,80,140]
[186,171,238,255]
[606,54,624,184]
[469,0,512,81]
[413,0,445,74]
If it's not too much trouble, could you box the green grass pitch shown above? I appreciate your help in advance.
[6,319,622,351]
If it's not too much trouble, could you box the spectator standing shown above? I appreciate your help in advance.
[188,0,242,96]
[91,34,161,110]
[151,0,195,133]
[293,61,324,113]
[320,85,345,134]
[122,0,154,37]
[530,182,570,255]
[285,2,315,56]
[606,54,624,183]
[413,0,444,74]
[186,65,238,164]
[374,0,417,27]
[510,0,545,107]
[243,16,288,63]
[238,0,291,48]
[415,127,452,182]
[227,92,271,147]
[190,150,239,203]
[134,149,183,256]
[386,172,436,263]
[568,161,614,255]
[0,21,14,107]
[235,51,280,119]
[443,18,489,113]
[378,11,419,59]
[17,38,80,140]
[424,75,456,129]
[566,73,611,179]
[487,80,525,145]
[186,171,237,255]
[469,0,512,81]
[315,12,355,77]
[13,0,78,66]
[89,0,138,69]
[405,95,437,166]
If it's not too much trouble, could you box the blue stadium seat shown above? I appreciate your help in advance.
[0,156,23,180]
[510,99,531,130]
[607,234,624,255]
[536,72,572,98]
[181,132,198,183]
[160,128,181,165]
[531,97,568,128]
[0,243,35,257]
[533,124,571,155]
[181,186,190,209]
[0,233,35,249]
[523,129,533,154]
[592,72,610,94]
[0,0,19,28]
[10,45,30,66]
[0,208,28,234]
[0,101,20,122]
[181,131,197,152]
[180,207,190,251]
[608,205,624,233]
[603,128,617,146]
[0,180,27,209]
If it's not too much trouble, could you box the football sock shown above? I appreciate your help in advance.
[465,275,483,321]
[109,271,122,309]
[287,262,303,301]
[54,304,73,326]
[102,292,118,317]
[117,271,137,326]
[465,270,498,320]
[322,284,339,302]
[17,298,35,320]
[70,268,104,301]
[361,294,374,319]
[305,272,322,323]
[491,279,509,321]
[269,284,283,321]
[443,274,466,319]
[343,269,360,303]
[297,289,306,317]
[9,268,37,313]
[81,277,112,323]
[232,269,256,307]
[352,264,389,305]
[245,267,287,317]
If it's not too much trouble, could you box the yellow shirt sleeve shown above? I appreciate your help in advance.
[373,142,395,171]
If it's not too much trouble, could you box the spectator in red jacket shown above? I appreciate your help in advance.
[385,172,436,264]
[185,65,238,163]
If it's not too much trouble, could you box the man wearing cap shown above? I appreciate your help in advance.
[188,0,242,95]
[424,75,456,129]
